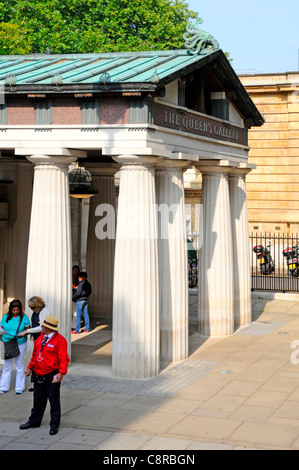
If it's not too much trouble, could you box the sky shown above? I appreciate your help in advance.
[186,0,299,74]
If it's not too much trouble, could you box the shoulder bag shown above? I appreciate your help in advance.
[3,317,23,360]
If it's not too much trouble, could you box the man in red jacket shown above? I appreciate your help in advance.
[19,315,70,435]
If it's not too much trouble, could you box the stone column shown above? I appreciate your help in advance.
[196,161,234,337]
[155,161,189,363]
[85,164,118,319]
[25,154,77,347]
[229,167,252,328]
[112,155,159,379]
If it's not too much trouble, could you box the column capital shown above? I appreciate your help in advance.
[84,162,120,177]
[194,160,255,176]
[26,154,78,167]
[15,147,87,158]
[229,163,256,178]
[155,158,191,173]
[194,159,235,175]
[112,154,158,166]
[103,147,172,159]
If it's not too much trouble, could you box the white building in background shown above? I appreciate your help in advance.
[0,28,264,378]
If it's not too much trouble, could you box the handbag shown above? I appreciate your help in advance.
[3,317,23,360]
[4,338,20,360]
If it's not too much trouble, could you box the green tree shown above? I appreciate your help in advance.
[0,0,198,54]
[0,22,32,54]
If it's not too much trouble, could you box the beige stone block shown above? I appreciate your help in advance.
[248,174,298,183]
[94,432,151,450]
[253,104,288,114]
[170,415,242,440]
[248,201,295,210]
[249,148,290,157]
[194,394,246,414]
[175,383,222,401]
[247,191,299,201]
[252,166,299,175]
[153,398,200,416]
[219,380,263,397]
[235,367,275,382]
[249,131,289,141]
[261,375,299,393]
[271,400,299,420]
[110,410,185,433]
[229,421,299,447]
[245,389,288,408]
[249,140,289,149]
[247,183,298,192]
[140,436,192,450]
[251,94,286,105]
[230,405,276,423]
[251,156,295,166]
[287,433,299,449]
[287,104,299,113]
[263,114,289,123]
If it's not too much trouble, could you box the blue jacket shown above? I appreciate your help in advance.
[72,279,92,302]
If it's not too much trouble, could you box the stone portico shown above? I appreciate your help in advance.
[0,31,264,378]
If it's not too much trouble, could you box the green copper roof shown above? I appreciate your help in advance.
[0,49,217,86]
[0,46,265,127]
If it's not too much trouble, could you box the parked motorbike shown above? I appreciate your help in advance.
[253,240,275,275]
[187,238,198,288]
[283,245,299,277]
[188,258,198,288]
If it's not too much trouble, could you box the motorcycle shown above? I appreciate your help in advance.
[187,238,198,288]
[283,245,299,277]
[188,258,198,288]
[253,240,275,275]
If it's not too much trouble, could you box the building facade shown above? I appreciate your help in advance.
[239,73,299,235]
[0,36,263,378]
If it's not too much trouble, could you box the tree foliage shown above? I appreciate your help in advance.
[0,0,198,54]
[0,22,32,54]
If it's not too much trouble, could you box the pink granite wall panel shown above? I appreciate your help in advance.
[7,98,35,125]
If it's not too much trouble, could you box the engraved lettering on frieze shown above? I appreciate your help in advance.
[160,105,241,143]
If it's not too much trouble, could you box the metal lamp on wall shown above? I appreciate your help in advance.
[69,162,98,199]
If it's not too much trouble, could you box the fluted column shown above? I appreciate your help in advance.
[112,155,159,378]
[25,154,77,347]
[229,168,252,328]
[196,162,234,337]
[155,161,189,363]
[85,164,118,319]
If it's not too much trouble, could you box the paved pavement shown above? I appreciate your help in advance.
[1,291,299,451]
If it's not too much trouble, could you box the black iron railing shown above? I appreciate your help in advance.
[250,233,299,292]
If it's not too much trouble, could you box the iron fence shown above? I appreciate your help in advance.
[250,233,299,292]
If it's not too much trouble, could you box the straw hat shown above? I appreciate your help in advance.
[39,315,60,331]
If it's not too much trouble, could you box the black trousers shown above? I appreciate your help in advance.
[28,375,61,429]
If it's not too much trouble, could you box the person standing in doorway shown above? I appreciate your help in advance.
[72,271,92,334]
[71,265,81,330]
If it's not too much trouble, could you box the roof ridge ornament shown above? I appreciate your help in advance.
[184,18,219,55]
[51,73,63,91]
[5,74,17,91]
[148,69,160,84]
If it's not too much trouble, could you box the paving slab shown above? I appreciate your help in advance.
[0,294,299,450]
